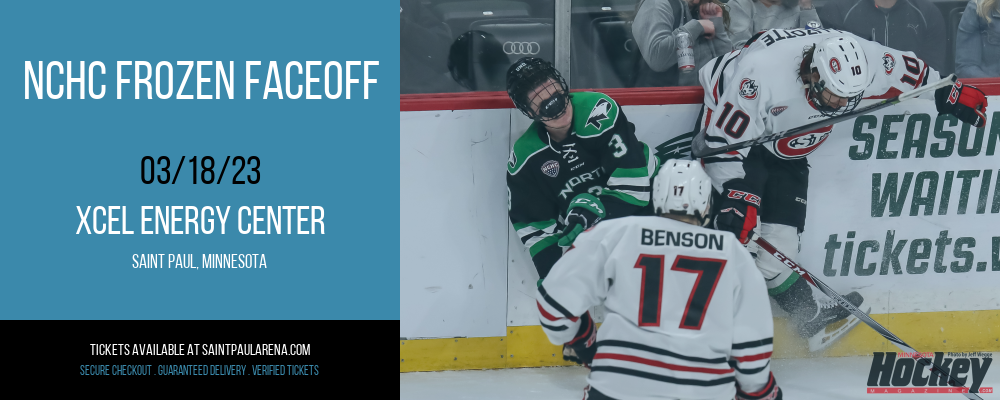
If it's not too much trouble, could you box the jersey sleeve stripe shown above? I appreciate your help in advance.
[609,166,651,178]
[536,301,562,322]
[520,229,545,245]
[526,234,559,257]
[598,340,728,364]
[539,321,569,331]
[732,338,773,350]
[602,189,649,206]
[915,64,928,88]
[702,157,743,164]
[605,184,652,193]
[594,353,735,374]
[514,220,557,239]
[567,316,594,345]
[537,285,580,322]
[728,360,770,375]
[606,176,651,188]
[590,366,736,387]
[740,373,777,397]
[704,133,729,144]
[733,351,772,363]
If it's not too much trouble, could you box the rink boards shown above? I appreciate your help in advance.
[400,84,1000,372]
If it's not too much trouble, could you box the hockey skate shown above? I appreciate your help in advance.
[798,291,869,352]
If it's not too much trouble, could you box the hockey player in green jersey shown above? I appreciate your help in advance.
[506,57,659,279]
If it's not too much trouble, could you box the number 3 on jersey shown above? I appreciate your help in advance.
[634,254,726,330]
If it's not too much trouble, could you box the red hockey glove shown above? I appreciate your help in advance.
[714,186,760,245]
[936,80,988,128]
[736,372,783,400]
[562,311,597,367]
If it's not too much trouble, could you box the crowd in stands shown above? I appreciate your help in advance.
[401,0,1000,94]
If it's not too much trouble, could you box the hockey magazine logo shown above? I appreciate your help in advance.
[866,352,993,394]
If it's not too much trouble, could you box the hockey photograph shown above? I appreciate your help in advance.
[1,1,398,391]
[400,0,1000,398]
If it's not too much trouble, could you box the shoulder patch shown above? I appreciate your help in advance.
[572,92,619,138]
[507,123,549,175]
[739,78,758,100]
[882,52,895,75]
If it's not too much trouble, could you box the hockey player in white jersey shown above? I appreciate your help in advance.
[536,160,781,400]
[691,28,988,350]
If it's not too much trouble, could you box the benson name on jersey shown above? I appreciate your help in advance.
[640,228,725,250]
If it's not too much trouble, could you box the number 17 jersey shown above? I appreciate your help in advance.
[536,216,774,400]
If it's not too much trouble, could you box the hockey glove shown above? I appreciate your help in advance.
[936,80,988,128]
[558,193,606,247]
[562,311,597,367]
[714,185,761,245]
[736,373,783,400]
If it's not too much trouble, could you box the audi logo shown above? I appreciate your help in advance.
[503,41,540,55]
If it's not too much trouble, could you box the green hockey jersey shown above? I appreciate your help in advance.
[507,92,658,278]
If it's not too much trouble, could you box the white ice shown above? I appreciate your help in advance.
[401,354,1000,399]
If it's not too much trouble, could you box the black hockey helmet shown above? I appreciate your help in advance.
[506,57,569,121]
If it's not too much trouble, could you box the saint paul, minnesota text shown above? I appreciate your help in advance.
[132,253,267,269]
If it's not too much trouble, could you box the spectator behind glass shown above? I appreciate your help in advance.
[727,0,823,48]
[401,0,458,94]
[956,0,1000,78]
[631,0,733,87]
[818,0,946,71]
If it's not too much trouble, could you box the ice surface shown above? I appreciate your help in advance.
[401,354,1000,399]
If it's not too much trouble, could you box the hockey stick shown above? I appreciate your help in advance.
[752,233,984,399]
[692,74,956,158]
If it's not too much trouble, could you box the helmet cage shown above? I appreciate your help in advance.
[506,58,570,121]
[806,79,863,117]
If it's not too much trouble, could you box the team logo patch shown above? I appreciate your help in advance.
[829,57,841,74]
[739,78,758,100]
[882,53,895,75]
[586,98,612,130]
[770,106,788,116]
[541,160,560,177]
[774,126,832,158]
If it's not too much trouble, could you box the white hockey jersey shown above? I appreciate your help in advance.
[536,216,774,399]
[694,28,941,167]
